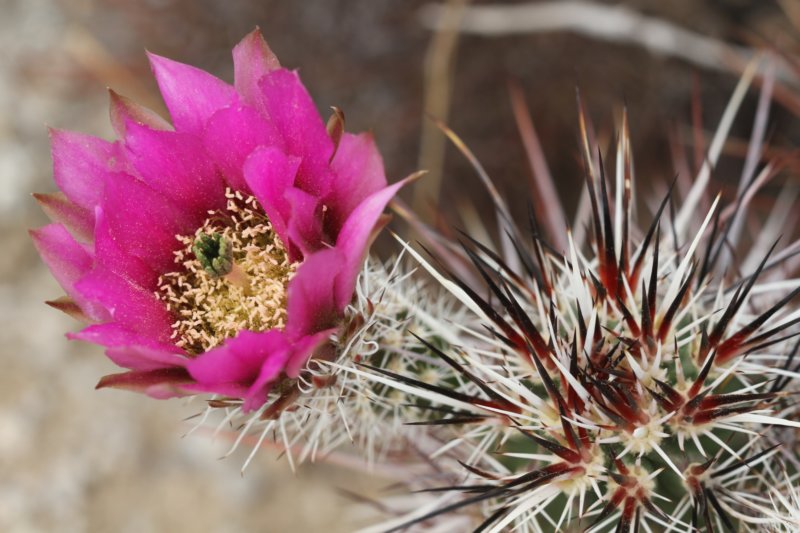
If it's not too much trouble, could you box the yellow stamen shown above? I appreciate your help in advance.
[156,189,296,355]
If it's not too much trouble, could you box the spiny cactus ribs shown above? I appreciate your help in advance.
[366,103,800,532]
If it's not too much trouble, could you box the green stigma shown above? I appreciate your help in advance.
[192,233,233,278]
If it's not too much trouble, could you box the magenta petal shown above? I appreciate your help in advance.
[70,323,180,352]
[242,145,300,250]
[334,178,410,309]
[94,207,159,289]
[147,52,237,134]
[285,248,343,337]
[205,105,282,192]
[105,344,187,371]
[284,328,337,378]
[256,69,334,195]
[50,129,118,212]
[31,224,107,322]
[74,268,174,344]
[233,28,280,105]
[33,192,94,244]
[188,330,289,387]
[285,186,323,258]
[327,132,387,232]
[109,89,171,137]
[242,343,291,412]
[103,172,190,273]
[241,328,333,410]
[124,121,226,217]
[96,368,194,399]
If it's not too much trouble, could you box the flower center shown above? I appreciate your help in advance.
[157,189,296,355]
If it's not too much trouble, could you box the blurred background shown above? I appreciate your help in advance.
[2,0,799,531]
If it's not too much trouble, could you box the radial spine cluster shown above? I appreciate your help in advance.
[359,105,800,532]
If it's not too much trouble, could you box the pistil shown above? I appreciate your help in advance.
[193,233,252,295]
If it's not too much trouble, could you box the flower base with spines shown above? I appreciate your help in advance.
[188,254,483,473]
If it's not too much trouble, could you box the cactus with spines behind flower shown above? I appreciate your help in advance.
[28,25,800,532]
[354,61,800,532]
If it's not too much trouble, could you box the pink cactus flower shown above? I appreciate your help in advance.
[31,29,409,411]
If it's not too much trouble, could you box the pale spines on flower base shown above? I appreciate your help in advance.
[353,61,800,532]
[185,253,481,473]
